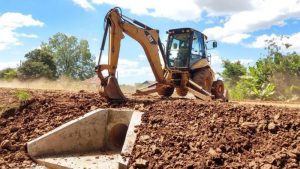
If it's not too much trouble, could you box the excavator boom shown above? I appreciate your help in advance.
[96,8,166,100]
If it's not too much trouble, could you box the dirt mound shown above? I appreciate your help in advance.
[0,89,108,168]
[128,101,300,168]
[0,88,299,168]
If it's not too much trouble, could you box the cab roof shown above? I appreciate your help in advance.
[168,28,198,33]
[167,28,207,39]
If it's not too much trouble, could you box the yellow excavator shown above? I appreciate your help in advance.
[96,7,227,101]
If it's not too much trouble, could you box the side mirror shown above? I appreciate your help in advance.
[213,41,217,48]
[206,40,217,50]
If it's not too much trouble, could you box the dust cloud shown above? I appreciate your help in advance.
[271,72,300,101]
[0,77,99,92]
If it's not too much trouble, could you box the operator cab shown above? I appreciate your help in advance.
[166,28,216,69]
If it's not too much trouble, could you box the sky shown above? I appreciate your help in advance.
[0,0,300,84]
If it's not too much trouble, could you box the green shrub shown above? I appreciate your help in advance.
[222,38,299,101]
[227,80,248,100]
[18,61,54,80]
[0,68,17,80]
[15,90,31,101]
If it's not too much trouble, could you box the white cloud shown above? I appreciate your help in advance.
[248,32,300,52]
[209,54,253,72]
[247,34,278,49]
[79,0,203,21]
[222,33,251,44]
[76,0,259,22]
[118,58,139,68]
[209,54,223,75]
[0,12,44,30]
[117,58,153,78]
[73,0,95,11]
[0,61,19,70]
[138,54,146,61]
[73,0,300,46]
[98,55,154,79]
[18,33,39,39]
[197,0,255,16]
[203,0,300,43]
[210,53,222,66]
[0,29,20,50]
[0,12,44,51]
[73,0,300,47]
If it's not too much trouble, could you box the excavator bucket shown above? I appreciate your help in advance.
[104,76,126,100]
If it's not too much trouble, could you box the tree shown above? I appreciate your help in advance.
[18,49,57,80]
[42,33,96,80]
[221,60,247,87]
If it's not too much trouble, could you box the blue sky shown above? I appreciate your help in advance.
[1,0,300,84]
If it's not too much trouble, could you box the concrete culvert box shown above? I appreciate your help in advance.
[109,123,128,150]
[27,109,143,169]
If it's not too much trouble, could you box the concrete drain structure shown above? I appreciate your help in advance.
[27,109,143,169]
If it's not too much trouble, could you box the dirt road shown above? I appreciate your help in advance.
[0,88,299,168]
[233,100,300,108]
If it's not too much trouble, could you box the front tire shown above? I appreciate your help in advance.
[157,86,174,97]
[211,80,225,99]
[192,67,213,93]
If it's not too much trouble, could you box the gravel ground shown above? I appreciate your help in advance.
[128,100,300,168]
[0,88,299,168]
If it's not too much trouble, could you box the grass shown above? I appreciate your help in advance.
[0,90,30,117]
[15,90,31,101]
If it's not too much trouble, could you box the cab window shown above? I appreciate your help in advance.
[167,33,190,67]
[190,32,205,66]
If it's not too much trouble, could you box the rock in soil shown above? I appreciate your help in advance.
[0,140,12,150]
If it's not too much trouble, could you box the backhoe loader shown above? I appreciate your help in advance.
[27,8,229,167]
[96,7,227,101]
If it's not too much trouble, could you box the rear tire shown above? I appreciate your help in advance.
[211,80,225,99]
[192,67,213,93]
[157,86,174,97]
[176,88,188,96]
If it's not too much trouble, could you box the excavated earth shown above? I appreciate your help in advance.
[0,87,299,168]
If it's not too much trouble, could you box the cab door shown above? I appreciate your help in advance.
[166,32,192,68]
[189,32,206,67]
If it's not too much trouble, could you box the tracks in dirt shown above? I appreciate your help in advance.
[0,88,299,168]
